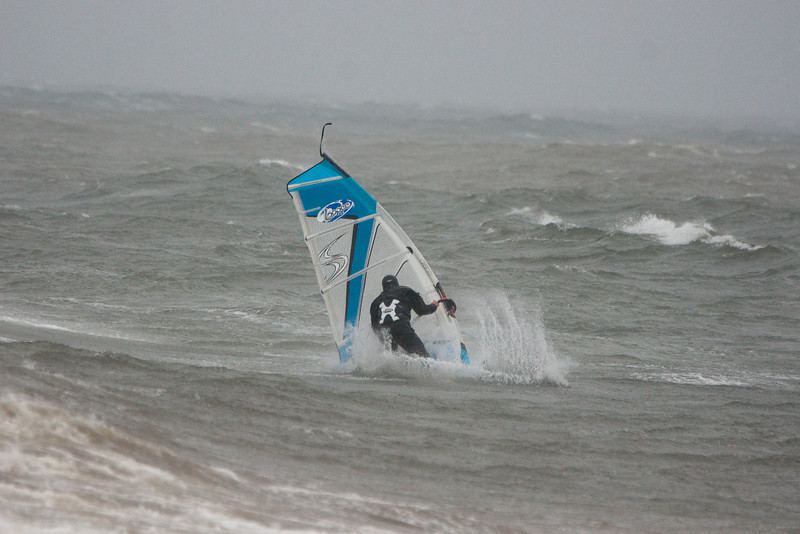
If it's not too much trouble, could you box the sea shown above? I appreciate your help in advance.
[1,87,799,533]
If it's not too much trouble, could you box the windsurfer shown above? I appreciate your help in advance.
[369,275,456,358]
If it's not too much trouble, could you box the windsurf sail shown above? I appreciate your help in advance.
[286,130,468,364]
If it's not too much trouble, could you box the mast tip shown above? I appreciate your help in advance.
[320,122,333,158]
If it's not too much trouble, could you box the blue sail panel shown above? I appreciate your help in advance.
[345,218,376,326]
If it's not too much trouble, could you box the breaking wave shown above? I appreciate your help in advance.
[0,393,267,533]
[619,213,763,250]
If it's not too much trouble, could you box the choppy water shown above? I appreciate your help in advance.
[1,87,799,532]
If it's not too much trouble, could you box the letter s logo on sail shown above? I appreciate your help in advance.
[317,199,354,223]
[319,234,348,282]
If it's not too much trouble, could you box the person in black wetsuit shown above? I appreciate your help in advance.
[369,274,455,358]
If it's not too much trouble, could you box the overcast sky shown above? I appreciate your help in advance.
[2,0,799,118]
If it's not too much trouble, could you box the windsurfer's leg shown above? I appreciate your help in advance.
[389,321,430,358]
[401,333,430,358]
[391,322,430,358]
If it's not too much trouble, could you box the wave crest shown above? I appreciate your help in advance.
[620,213,762,250]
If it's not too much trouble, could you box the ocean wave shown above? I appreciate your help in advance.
[0,376,483,532]
[0,392,275,533]
[619,213,763,250]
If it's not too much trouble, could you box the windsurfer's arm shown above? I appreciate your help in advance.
[407,289,437,316]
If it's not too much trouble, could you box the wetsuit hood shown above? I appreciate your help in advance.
[381,275,399,291]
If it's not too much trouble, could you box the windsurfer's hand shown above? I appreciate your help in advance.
[437,298,457,316]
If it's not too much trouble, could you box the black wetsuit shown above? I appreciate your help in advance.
[370,286,437,357]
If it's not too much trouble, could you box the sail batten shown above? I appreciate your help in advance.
[287,175,344,190]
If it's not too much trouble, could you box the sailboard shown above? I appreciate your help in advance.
[286,124,469,364]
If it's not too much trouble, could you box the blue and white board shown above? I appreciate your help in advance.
[287,153,468,364]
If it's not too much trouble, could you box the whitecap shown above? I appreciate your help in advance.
[619,213,763,250]
[703,234,763,251]
[621,214,710,245]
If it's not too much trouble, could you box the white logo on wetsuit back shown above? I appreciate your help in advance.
[317,199,355,223]
[318,234,348,282]
[379,299,399,324]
